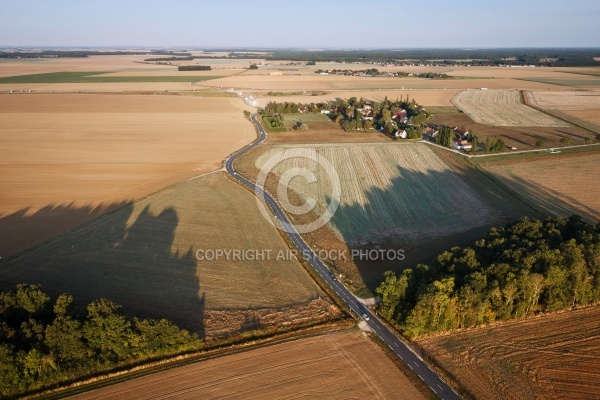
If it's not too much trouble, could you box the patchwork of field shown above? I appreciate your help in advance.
[482,153,600,221]
[0,93,255,258]
[255,143,500,247]
[75,330,426,400]
[0,172,334,337]
[451,90,567,126]
[418,306,600,399]
[524,90,600,132]
[200,74,560,91]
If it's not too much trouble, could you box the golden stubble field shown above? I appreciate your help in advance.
[0,172,337,337]
[0,93,256,257]
[482,152,600,221]
[74,329,426,400]
[524,90,600,132]
[418,306,600,399]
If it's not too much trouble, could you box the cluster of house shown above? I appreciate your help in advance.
[425,125,474,151]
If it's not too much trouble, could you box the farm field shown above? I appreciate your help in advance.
[237,143,502,294]
[0,93,255,258]
[418,306,600,400]
[481,152,600,221]
[254,143,499,247]
[0,172,334,338]
[518,77,600,88]
[254,89,459,107]
[0,71,224,83]
[430,109,594,150]
[74,329,426,400]
[524,90,600,132]
[451,89,567,126]
[199,73,561,91]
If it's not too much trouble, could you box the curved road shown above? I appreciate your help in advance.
[225,115,461,400]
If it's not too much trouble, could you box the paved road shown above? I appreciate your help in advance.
[224,115,461,400]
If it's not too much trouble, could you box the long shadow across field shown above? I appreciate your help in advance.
[0,202,205,336]
[325,163,587,294]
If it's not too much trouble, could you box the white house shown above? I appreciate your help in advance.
[395,129,407,139]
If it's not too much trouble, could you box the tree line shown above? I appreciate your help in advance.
[178,65,211,71]
[376,215,600,339]
[0,285,200,397]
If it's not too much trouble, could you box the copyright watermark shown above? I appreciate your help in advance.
[195,248,405,262]
[255,148,341,234]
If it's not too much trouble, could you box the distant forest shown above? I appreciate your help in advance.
[201,48,600,67]
[2,48,598,66]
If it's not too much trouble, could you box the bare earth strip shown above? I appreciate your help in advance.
[75,330,426,400]
[418,306,600,400]
[0,94,255,257]
[483,153,600,221]
[0,172,334,337]
[451,90,567,127]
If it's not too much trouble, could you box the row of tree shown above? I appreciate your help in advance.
[376,215,600,338]
[0,285,200,397]
[178,65,211,71]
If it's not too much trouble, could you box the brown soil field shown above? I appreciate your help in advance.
[418,306,600,400]
[481,152,600,221]
[0,93,255,257]
[254,89,458,107]
[75,329,426,400]
[446,66,591,79]
[0,172,336,337]
[430,110,594,150]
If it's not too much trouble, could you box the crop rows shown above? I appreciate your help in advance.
[256,143,500,246]
[452,89,567,126]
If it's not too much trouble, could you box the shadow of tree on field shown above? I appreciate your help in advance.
[0,202,206,336]
[322,161,589,295]
[0,201,131,259]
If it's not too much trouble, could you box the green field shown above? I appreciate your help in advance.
[426,106,461,114]
[0,71,222,84]
[473,143,600,163]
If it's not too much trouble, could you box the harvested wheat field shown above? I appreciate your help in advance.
[75,330,426,400]
[452,90,567,126]
[254,143,500,247]
[0,93,255,258]
[524,90,600,132]
[0,172,334,337]
[201,74,559,91]
[418,306,600,400]
[482,152,600,221]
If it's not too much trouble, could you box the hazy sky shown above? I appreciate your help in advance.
[1,0,599,48]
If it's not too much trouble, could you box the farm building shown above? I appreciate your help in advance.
[395,129,407,139]
[453,140,472,151]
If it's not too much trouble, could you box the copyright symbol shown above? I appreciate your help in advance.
[255,148,341,234]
